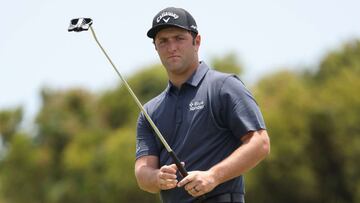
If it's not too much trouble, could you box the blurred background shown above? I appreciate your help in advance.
[1,0,360,202]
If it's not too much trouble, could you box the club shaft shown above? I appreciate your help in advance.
[89,26,171,150]
[89,26,188,176]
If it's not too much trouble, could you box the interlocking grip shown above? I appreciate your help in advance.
[168,151,207,201]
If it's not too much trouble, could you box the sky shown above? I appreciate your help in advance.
[1,0,360,128]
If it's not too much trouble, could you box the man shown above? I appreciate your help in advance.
[135,7,270,203]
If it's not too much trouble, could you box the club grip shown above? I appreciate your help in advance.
[169,151,188,177]
[169,151,207,202]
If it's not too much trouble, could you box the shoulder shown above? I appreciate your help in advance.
[206,68,233,81]
[204,68,245,92]
[203,66,252,103]
[142,89,168,115]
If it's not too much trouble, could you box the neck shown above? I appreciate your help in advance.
[169,61,199,88]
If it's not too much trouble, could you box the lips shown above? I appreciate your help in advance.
[168,55,180,59]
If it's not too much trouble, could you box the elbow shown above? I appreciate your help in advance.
[138,183,160,194]
[134,167,160,194]
[260,131,270,158]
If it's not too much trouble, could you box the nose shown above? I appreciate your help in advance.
[167,39,177,53]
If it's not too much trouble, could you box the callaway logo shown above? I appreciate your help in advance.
[157,11,179,23]
[189,100,205,111]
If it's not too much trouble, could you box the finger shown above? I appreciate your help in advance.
[169,161,186,170]
[159,177,178,184]
[163,179,178,187]
[159,178,178,190]
[188,187,201,197]
[184,181,197,191]
[161,183,177,190]
[194,185,203,192]
[159,171,177,179]
[177,174,194,187]
[194,186,202,194]
[161,165,177,173]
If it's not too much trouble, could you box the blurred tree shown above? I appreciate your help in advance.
[316,39,360,81]
[211,52,243,75]
[37,89,91,141]
[1,42,360,202]
[0,134,51,203]
[246,39,360,202]
[128,64,168,104]
[36,88,100,151]
[248,70,318,203]
[97,64,167,129]
[308,110,352,202]
[310,40,360,202]
[35,88,104,186]
[0,107,22,145]
[308,67,360,202]
[57,112,161,202]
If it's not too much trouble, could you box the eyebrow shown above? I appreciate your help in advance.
[156,33,188,41]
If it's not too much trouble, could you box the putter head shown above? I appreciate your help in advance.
[68,18,93,32]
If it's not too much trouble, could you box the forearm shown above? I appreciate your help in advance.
[135,156,161,193]
[135,165,160,193]
[209,130,270,185]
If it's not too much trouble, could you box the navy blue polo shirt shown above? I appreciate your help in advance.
[136,61,266,203]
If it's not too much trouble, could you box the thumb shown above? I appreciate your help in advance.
[170,162,186,171]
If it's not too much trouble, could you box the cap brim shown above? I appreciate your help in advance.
[147,24,194,38]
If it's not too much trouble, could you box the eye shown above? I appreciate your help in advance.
[157,39,167,46]
[176,36,185,41]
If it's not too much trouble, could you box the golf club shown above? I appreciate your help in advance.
[67,18,188,177]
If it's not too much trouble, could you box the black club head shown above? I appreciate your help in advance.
[68,18,93,32]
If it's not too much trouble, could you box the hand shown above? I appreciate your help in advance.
[157,163,180,190]
[177,170,217,197]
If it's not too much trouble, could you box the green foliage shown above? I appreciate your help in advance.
[1,39,360,202]
[0,134,51,203]
[316,39,360,81]
[36,88,98,147]
[97,64,167,129]
[211,52,243,75]
[308,66,360,202]
[246,39,360,203]
[248,71,318,202]
[0,107,22,144]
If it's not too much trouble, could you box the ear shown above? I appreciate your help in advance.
[153,41,158,51]
[195,34,201,52]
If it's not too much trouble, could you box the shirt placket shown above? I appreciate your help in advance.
[174,90,183,138]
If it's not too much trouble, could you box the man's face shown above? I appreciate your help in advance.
[154,27,200,76]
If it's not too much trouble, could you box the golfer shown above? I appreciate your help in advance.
[135,7,270,203]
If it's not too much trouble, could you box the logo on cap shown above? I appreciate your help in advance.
[156,11,179,23]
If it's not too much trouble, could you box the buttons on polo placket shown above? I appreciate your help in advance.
[175,92,183,124]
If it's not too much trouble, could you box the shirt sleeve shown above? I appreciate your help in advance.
[219,75,266,139]
[136,111,160,160]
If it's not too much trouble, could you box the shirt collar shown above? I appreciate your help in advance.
[185,61,209,87]
[166,61,209,93]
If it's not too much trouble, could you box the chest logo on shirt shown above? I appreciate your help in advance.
[189,100,205,111]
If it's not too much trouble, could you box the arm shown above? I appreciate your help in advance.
[178,129,270,197]
[135,155,180,193]
[210,129,270,184]
[135,155,160,193]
